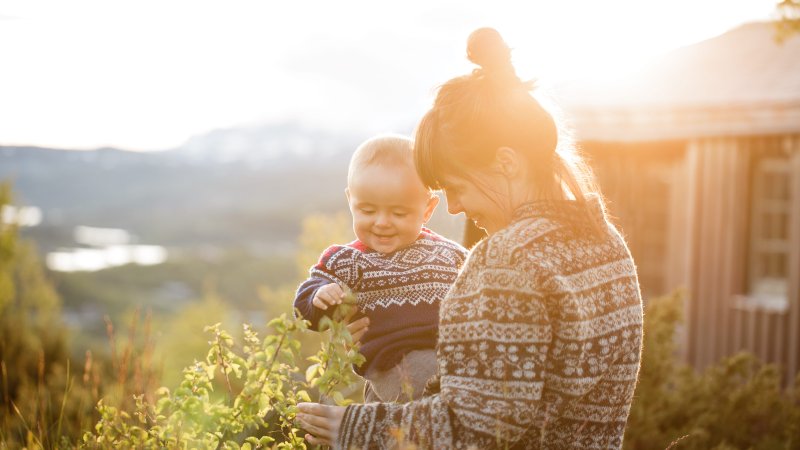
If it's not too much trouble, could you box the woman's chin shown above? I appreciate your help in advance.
[470,217,489,233]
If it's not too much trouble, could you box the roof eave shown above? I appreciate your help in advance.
[569,101,800,142]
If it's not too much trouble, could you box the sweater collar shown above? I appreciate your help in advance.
[510,193,607,231]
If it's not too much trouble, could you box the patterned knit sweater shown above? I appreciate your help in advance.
[294,228,468,375]
[336,197,643,449]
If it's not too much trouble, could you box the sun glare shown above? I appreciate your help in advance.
[0,0,778,150]
[498,0,776,83]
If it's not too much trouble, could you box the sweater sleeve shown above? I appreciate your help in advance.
[335,313,552,449]
[293,276,334,330]
[293,244,361,331]
[337,393,466,450]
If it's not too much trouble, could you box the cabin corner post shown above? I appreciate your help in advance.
[684,139,703,367]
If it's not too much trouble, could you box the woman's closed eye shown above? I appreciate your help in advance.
[442,184,461,196]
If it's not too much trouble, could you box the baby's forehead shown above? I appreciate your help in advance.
[349,163,432,198]
[350,150,410,171]
[350,161,419,185]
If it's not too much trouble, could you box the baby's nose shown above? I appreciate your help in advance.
[375,213,392,227]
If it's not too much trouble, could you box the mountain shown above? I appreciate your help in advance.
[174,121,362,165]
[0,123,363,253]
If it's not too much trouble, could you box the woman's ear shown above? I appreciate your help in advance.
[422,194,440,223]
[493,146,522,178]
[344,187,351,203]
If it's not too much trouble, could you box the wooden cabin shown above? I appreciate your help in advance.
[558,22,800,382]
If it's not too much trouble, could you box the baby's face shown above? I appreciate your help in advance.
[346,163,438,254]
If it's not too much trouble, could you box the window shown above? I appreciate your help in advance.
[743,143,793,311]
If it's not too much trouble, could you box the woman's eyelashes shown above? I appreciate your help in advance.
[443,182,463,196]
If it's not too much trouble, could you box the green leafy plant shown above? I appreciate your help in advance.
[624,291,800,449]
[0,183,122,449]
[82,293,364,449]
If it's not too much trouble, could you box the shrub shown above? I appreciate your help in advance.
[0,184,100,448]
[624,291,800,449]
[82,295,364,449]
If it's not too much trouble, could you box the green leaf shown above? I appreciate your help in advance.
[206,364,216,380]
[230,362,242,378]
[204,323,222,333]
[305,364,320,383]
[296,390,311,402]
[257,394,270,413]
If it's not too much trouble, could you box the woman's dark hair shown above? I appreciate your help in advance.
[414,27,599,205]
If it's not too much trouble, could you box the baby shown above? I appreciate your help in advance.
[294,134,467,402]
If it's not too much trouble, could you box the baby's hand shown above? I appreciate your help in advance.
[312,283,345,310]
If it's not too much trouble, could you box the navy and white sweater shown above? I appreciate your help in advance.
[294,228,468,375]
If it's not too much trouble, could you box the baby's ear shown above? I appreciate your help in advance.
[423,194,440,222]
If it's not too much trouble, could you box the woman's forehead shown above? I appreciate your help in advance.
[439,173,471,189]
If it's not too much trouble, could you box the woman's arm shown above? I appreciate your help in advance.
[300,260,553,449]
[298,391,464,449]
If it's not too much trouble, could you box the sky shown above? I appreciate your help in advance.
[0,0,781,151]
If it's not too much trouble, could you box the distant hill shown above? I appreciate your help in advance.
[1,122,463,254]
[174,121,363,164]
[0,123,361,253]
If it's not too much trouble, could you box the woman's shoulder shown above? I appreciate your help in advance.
[475,216,563,267]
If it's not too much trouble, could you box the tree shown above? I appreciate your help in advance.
[0,183,77,447]
[777,0,800,40]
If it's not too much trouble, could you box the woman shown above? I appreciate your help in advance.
[297,28,644,449]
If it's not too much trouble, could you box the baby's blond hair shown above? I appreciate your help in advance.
[347,134,419,188]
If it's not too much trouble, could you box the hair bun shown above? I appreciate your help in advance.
[466,27,511,71]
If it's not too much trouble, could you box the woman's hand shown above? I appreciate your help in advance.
[296,402,346,446]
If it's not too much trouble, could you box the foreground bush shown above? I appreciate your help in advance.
[624,291,800,449]
[4,182,800,449]
[0,184,110,448]
[82,300,363,449]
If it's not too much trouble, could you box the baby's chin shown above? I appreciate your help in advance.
[368,236,417,254]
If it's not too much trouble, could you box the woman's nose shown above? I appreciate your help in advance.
[446,198,463,215]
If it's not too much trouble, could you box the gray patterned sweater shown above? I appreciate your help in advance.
[336,197,643,449]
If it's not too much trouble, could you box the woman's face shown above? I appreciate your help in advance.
[440,171,510,235]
